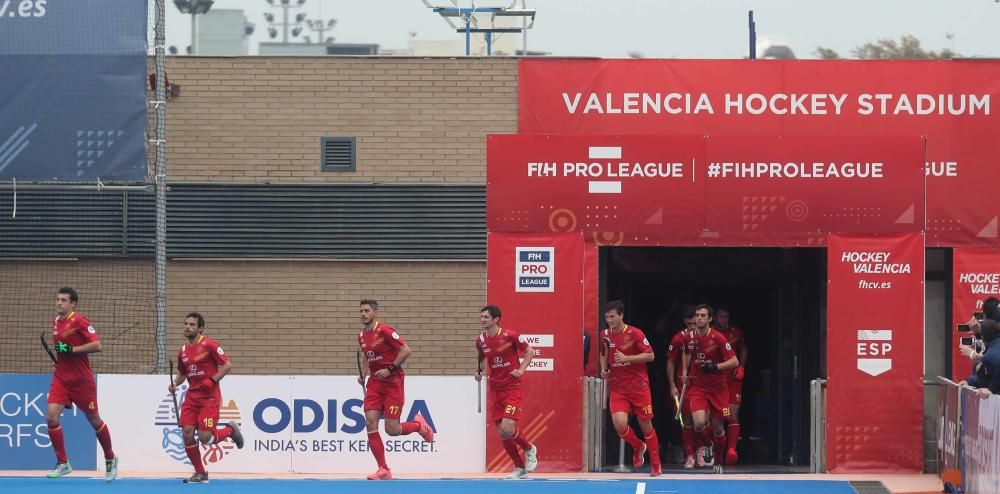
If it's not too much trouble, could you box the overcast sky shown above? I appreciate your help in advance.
[163,0,1000,59]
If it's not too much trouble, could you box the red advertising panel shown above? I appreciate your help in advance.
[951,248,1000,380]
[488,134,923,245]
[487,134,706,243]
[705,135,924,235]
[485,232,584,473]
[827,233,924,472]
[518,59,1000,247]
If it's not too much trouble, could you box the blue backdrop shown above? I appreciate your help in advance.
[0,0,148,181]
[0,374,97,470]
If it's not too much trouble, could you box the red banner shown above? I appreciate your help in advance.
[826,233,924,472]
[518,59,1000,247]
[951,248,1000,380]
[485,232,584,472]
[488,134,924,246]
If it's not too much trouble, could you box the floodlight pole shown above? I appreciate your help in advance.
[190,13,198,54]
[748,10,756,60]
[464,12,472,56]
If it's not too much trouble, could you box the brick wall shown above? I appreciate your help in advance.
[5,58,507,376]
[163,57,517,182]
[166,260,486,375]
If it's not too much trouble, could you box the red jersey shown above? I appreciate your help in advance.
[601,325,653,394]
[720,325,746,358]
[476,328,529,391]
[686,328,736,392]
[667,329,692,388]
[359,321,406,383]
[178,335,229,398]
[52,312,99,381]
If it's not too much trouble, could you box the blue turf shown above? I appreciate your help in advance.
[0,477,858,494]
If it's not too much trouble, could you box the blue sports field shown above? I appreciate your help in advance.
[0,477,861,494]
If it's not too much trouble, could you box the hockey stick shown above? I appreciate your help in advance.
[40,331,56,364]
[168,359,181,427]
[600,336,612,410]
[355,349,367,395]
[476,346,483,414]
[675,338,698,422]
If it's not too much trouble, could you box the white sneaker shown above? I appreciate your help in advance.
[46,462,72,478]
[104,456,119,482]
[505,467,527,479]
[524,444,538,472]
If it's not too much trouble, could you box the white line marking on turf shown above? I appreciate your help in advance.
[636,481,646,494]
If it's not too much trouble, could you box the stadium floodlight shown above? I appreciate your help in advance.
[174,0,215,54]
[265,0,307,44]
[422,0,536,56]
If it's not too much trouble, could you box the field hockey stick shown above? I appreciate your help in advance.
[356,349,367,395]
[40,331,56,364]
[600,336,612,409]
[476,346,483,413]
[169,359,181,427]
[675,338,698,421]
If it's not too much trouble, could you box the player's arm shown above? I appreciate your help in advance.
[617,348,654,364]
[169,351,188,392]
[512,343,534,377]
[392,342,412,367]
[211,359,232,384]
[64,340,102,354]
[716,355,739,371]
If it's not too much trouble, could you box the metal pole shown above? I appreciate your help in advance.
[283,4,289,44]
[521,0,527,56]
[154,0,168,374]
[485,32,492,56]
[190,12,197,54]
[464,13,471,56]
[748,10,756,60]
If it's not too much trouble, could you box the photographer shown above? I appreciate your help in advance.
[961,297,1000,366]
[964,319,1000,396]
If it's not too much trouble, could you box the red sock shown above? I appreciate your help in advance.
[367,431,388,469]
[727,422,740,451]
[698,427,713,448]
[644,430,660,463]
[400,421,420,435]
[95,422,115,460]
[511,429,531,450]
[49,425,67,463]
[713,434,727,465]
[185,442,205,474]
[502,439,526,468]
[681,426,696,457]
[214,425,232,444]
[618,426,644,450]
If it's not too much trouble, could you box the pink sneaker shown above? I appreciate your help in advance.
[367,467,392,480]
[413,414,434,443]
[683,456,695,469]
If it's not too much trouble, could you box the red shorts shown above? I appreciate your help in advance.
[180,393,221,430]
[687,387,729,419]
[610,387,654,419]
[727,378,743,406]
[364,377,405,420]
[48,375,98,413]
[489,387,524,423]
